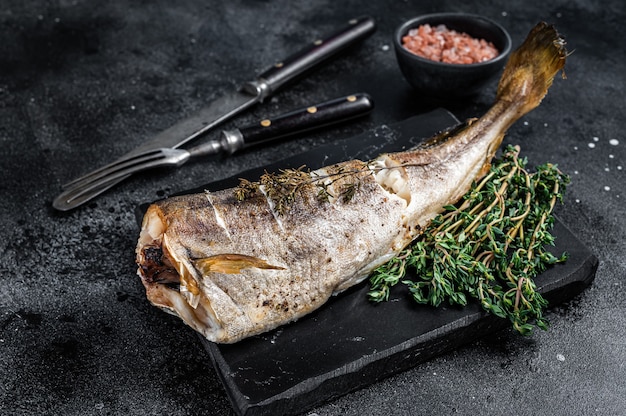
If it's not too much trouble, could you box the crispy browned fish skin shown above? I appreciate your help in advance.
[136,22,567,343]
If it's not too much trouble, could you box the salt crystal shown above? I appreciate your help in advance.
[381,44,390,51]
[588,143,595,149]
[604,186,611,191]
[593,136,599,142]
[501,11,508,17]
[618,166,623,171]
[523,121,529,126]
[269,328,283,344]
[573,146,578,150]
[130,105,136,110]
[575,199,580,203]
[605,167,610,172]
[609,139,619,146]
[609,154,615,159]
[556,354,565,362]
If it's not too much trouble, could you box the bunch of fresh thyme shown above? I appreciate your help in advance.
[368,145,570,334]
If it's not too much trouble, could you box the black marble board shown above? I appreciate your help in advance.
[139,109,597,416]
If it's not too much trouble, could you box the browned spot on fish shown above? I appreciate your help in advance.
[195,254,285,275]
[141,246,179,284]
[477,161,492,178]
[144,246,164,265]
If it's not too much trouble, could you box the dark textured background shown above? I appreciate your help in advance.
[1,0,624,415]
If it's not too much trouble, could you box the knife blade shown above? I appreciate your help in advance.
[56,16,376,209]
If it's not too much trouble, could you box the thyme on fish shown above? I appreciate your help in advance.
[234,166,314,215]
[340,181,360,202]
[368,145,570,335]
[260,166,312,215]
[233,178,259,201]
[234,163,369,214]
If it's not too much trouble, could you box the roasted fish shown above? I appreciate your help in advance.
[136,22,567,343]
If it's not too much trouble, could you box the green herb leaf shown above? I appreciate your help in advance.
[367,145,570,335]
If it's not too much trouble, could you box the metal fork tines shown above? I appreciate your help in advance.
[62,148,190,191]
[54,148,190,211]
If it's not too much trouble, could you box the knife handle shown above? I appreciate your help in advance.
[248,16,376,100]
[218,93,374,154]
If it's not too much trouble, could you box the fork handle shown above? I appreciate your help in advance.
[216,92,374,155]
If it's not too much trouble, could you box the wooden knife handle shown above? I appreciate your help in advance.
[221,93,374,153]
[251,16,376,100]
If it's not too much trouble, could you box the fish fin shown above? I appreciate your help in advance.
[496,22,567,113]
[194,254,285,275]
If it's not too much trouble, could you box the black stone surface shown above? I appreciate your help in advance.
[205,217,596,416]
[178,111,597,416]
[1,1,625,415]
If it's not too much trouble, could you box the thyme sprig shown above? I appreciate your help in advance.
[368,145,570,335]
[234,163,370,215]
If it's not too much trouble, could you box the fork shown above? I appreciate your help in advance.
[53,93,373,211]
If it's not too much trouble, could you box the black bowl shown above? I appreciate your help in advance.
[393,13,512,99]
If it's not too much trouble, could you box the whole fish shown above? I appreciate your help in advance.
[136,22,567,343]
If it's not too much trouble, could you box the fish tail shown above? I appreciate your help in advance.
[496,22,567,114]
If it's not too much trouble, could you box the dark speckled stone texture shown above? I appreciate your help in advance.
[1,1,625,415]
[180,112,597,416]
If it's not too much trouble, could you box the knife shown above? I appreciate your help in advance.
[52,93,374,211]
[56,16,376,208]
